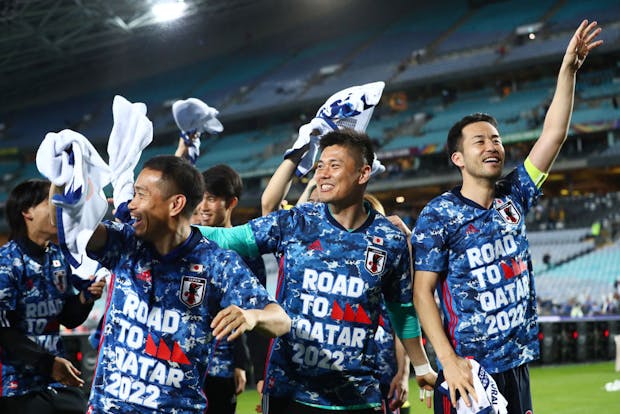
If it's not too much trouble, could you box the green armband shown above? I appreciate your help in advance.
[385,301,421,339]
[194,224,260,257]
[524,157,548,189]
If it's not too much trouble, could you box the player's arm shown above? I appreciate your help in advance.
[49,183,108,251]
[296,174,317,206]
[211,302,291,341]
[261,158,297,215]
[528,20,602,173]
[261,142,309,215]
[387,335,411,410]
[413,270,477,408]
[195,224,260,258]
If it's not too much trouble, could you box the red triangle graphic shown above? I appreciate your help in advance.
[343,303,356,322]
[378,314,385,328]
[157,339,172,360]
[171,342,191,365]
[145,333,158,357]
[511,259,521,277]
[355,305,372,324]
[308,240,323,251]
[331,301,344,320]
[501,261,514,279]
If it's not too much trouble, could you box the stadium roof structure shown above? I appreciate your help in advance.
[0,0,268,107]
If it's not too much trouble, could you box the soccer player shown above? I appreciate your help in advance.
[261,151,414,413]
[198,129,436,413]
[196,164,267,414]
[0,179,105,413]
[412,20,602,414]
[60,155,290,413]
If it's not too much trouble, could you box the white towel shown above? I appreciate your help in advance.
[285,81,385,177]
[439,360,508,414]
[172,98,223,135]
[172,98,223,164]
[107,95,153,220]
[36,129,111,279]
[371,153,385,177]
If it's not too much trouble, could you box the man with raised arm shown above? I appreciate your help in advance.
[412,20,603,414]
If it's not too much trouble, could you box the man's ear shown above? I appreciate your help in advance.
[226,197,239,210]
[358,164,372,185]
[451,152,464,168]
[169,194,187,217]
[22,208,34,222]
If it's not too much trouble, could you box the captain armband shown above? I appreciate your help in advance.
[524,157,548,189]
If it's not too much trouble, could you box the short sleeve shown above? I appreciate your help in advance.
[382,240,412,305]
[212,249,275,310]
[87,220,133,271]
[248,209,292,256]
[412,204,449,273]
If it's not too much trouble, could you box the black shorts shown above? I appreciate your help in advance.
[204,375,237,414]
[434,364,532,414]
[262,394,385,414]
[0,386,87,414]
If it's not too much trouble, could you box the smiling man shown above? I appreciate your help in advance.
[75,155,290,413]
[412,19,603,414]
[195,164,267,414]
[197,129,436,414]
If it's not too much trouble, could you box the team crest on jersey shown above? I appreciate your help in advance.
[365,246,387,275]
[53,270,67,293]
[180,275,206,307]
[495,200,521,224]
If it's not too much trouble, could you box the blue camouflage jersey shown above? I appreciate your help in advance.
[251,202,411,409]
[0,239,73,397]
[207,255,265,379]
[367,305,397,388]
[413,164,541,374]
[86,222,275,413]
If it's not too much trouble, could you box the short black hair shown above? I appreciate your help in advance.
[142,155,205,217]
[201,164,242,203]
[6,179,51,241]
[319,128,374,167]
[446,113,498,161]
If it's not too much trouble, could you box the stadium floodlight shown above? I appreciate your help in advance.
[151,0,187,23]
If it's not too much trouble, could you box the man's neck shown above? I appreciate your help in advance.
[328,200,368,231]
[460,176,496,209]
[26,230,51,249]
[153,222,192,256]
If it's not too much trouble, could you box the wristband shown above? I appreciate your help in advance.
[414,363,432,376]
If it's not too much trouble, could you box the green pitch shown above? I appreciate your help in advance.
[236,361,620,413]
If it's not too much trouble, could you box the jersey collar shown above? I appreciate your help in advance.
[324,201,375,233]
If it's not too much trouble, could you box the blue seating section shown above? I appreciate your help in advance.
[434,0,555,54]
[535,239,620,304]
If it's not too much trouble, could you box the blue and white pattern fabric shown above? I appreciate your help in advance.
[35,129,111,279]
[86,222,274,413]
[172,98,223,165]
[0,240,74,397]
[367,304,397,387]
[206,255,266,379]
[413,164,541,374]
[285,81,385,177]
[438,359,508,414]
[107,95,153,221]
[251,202,411,409]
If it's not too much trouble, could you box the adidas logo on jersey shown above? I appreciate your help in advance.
[308,240,323,251]
[465,224,480,235]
